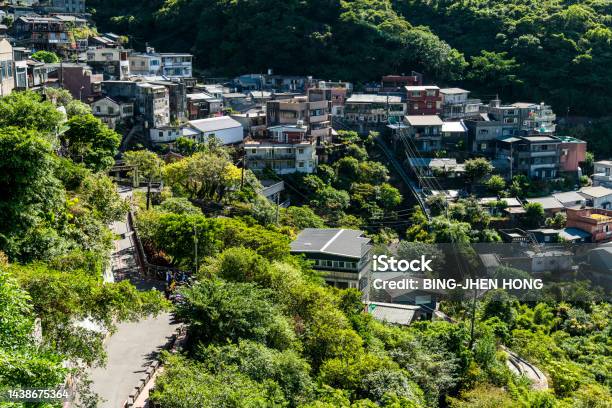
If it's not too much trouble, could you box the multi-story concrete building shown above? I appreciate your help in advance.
[0,39,15,97]
[55,63,103,102]
[290,228,372,289]
[578,186,612,209]
[381,73,421,92]
[566,208,612,243]
[307,81,351,116]
[496,135,561,180]
[12,46,49,93]
[245,123,317,175]
[557,135,587,174]
[593,160,612,188]
[91,96,134,129]
[405,85,442,115]
[401,115,444,152]
[186,93,222,120]
[465,98,525,155]
[136,82,170,129]
[264,74,312,92]
[343,94,405,130]
[130,48,193,78]
[266,97,331,142]
[86,47,130,80]
[511,102,556,134]
[50,0,86,14]
[13,15,87,56]
[159,53,193,78]
[147,80,186,122]
[231,108,266,138]
[128,50,162,76]
[439,88,481,120]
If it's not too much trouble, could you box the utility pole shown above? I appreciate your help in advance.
[193,224,199,273]
[469,283,478,349]
[240,156,245,190]
[275,193,280,226]
[146,179,151,210]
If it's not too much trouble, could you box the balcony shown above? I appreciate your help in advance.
[247,152,296,160]
[309,114,330,123]
[310,127,330,138]
[528,150,558,158]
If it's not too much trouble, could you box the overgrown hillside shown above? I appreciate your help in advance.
[88,0,612,117]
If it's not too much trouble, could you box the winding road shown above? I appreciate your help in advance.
[503,345,549,390]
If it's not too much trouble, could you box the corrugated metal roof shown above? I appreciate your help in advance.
[405,115,443,126]
[346,94,402,103]
[290,228,370,258]
[187,116,242,133]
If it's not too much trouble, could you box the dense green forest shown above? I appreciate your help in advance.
[0,91,167,405]
[1,93,610,406]
[88,0,612,117]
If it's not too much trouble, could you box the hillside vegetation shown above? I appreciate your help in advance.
[88,0,612,116]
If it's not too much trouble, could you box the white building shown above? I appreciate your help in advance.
[578,186,612,209]
[245,124,317,175]
[552,191,586,209]
[178,116,243,145]
[592,160,612,188]
[129,51,162,76]
[149,126,183,144]
[86,48,130,79]
[0,39,15,97]
[440,88,481,119]
[160,53,193,78]
[91,96,134,129]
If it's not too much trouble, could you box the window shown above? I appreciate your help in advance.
[298,161,304,168]
[95,106,101,113]
[108,107,114,115]
[158,131,163,137]
[298,148,304,154]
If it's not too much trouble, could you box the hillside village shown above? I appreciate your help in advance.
[1,1,611,407]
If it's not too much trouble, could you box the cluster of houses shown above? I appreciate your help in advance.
[1,15,589,183]
[2,4,611,328]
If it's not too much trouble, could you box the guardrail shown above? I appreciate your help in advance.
[122,326,187,408]
[127,211,188,282]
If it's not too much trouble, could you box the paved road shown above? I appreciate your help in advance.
[89,186,177,407]
[89,314,178,407]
